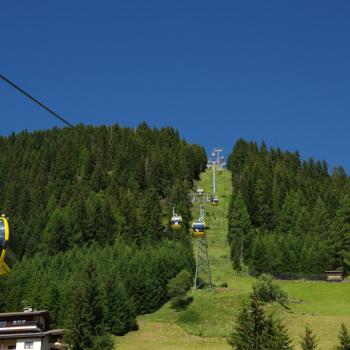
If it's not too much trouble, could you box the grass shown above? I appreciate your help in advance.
[116,169,350,349]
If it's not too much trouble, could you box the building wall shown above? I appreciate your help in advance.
[16,339,42,350]
[0,339,18,349]
[41,338,49,350]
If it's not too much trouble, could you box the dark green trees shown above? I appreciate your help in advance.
[227,140,350,277]
[331,196,350,273]
[0,124,206,340]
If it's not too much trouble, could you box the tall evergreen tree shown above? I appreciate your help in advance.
[228,296,293,350]
[228,192,252,270]
[331,196,350,272]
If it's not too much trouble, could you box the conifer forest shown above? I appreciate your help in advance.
[1,126,350,349]
[0,124,206,347]
[227,139,350,278]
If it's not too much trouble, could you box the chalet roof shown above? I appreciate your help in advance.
[0,310,49,318]
[0,329,64,340]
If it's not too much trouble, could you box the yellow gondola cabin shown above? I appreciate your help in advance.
[0,215,17,276]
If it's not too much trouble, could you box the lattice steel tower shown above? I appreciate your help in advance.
[193,201,212,289]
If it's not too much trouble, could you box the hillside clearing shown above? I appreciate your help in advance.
[117,169,350,350]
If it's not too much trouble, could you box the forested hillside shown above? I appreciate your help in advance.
[227,139,350,278]
[0,123,206,348]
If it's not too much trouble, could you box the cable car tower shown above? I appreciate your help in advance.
[211,148,225,173]
[192,199,212,289]
[210,148,225,206]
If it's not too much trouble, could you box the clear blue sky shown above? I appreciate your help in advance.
[1,1,350,171]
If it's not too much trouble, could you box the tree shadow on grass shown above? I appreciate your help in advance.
[171,296,194,311]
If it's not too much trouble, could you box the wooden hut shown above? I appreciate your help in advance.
[325,270,343,282]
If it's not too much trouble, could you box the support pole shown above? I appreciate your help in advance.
[212,162,216,194]
[194,235,212,289]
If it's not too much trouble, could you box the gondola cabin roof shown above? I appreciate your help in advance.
[171,215,182,222]
[192,220,206,229]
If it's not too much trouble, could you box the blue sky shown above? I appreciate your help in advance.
[1,1,350,170]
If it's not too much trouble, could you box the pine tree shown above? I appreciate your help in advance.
[43,208,70,254]
[336,324,350,350]
[255,177,272,229]
[300,326,318,350]
[228,192,252,270]
[331,196,350,272]
[103,271,136,335]
[64,281,94,350]
[278,191,305,235]
[249,235,271,276]
[228,296,293,350]
[310,197,331,238]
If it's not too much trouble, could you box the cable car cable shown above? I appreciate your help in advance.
[0,73,74,128]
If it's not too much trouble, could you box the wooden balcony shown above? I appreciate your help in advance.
[0,320,42,332]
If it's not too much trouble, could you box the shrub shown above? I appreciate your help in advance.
[251,273,288,305]
[167,269,192,309]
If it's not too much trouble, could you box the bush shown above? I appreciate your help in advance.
[251,274,288,305]
[167,269,192,309]
[92,334,114,350]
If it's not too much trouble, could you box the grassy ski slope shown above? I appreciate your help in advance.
[117,169,350,350]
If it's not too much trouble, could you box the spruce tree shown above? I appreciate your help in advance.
[228,192,252,270]
[300,326,318,350]
[64,281,94,350]
[311,197,331,238]
[103,271,136,335]
[331,196,350,272]
[249,235,270,276]
[336,324,350,350]
[228,296,293,350]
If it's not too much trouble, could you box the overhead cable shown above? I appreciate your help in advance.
[0,73,74,128]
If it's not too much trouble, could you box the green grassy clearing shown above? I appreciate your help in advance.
[117,169,350,350]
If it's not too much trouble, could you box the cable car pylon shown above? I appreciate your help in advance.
[192,201,212,289]
[209,148,225,206]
